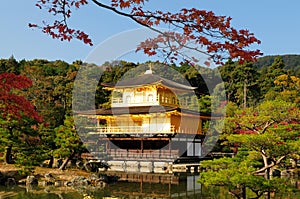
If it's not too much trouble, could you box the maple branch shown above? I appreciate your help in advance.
[91,0,211,59]
[32,0,262,63]
[91,0,157,31]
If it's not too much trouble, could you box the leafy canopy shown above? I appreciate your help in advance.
[31,0,262,64]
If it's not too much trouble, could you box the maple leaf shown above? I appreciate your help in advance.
[31,0,262,64]
[0,73,42,122]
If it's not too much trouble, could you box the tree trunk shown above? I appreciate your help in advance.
[59,151,75,170]
[264,168,271,199]
[243,80,247,109]
[47,156,54,168]
[242,186,246,199]
[5,145,13,164]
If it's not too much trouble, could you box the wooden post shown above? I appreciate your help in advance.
[169,138,171,158]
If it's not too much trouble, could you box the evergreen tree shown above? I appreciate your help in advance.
[260,56,285,99]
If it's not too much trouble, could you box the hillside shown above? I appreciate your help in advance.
[254,54,300,74]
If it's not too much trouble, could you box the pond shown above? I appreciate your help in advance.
[0,173,299,199]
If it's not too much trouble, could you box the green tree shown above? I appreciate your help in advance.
[54,116,85,170]
[21,60,78,127]
[226,100,300,177]
[0,71,42,164]
[259,56,285,99]
[273,74,300,104]
[200,100,300,199]
[199,151,294,199]
[0,114,42,166]
[219,60,260,107]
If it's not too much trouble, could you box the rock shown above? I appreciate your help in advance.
[44,173,54,179]
[88,174,99,183]
[65,181,73,186]
[76,160,84,170]
[26,176,38,186]
[5,178,17,186]
[54,181,65,186]
[40,181,54,186]
[84,162,93,172]
[88,174,107,187]
[18,178,27,185]
[0,172,6,185]
[71,176,89,186]
[55,159,63,168]
[272,169,281,177]
[44,173,55,185]
[84,161,110,172]
[94,179,106,188]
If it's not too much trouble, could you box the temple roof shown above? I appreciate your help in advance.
[77,105,213,118]
[102,73,197,91]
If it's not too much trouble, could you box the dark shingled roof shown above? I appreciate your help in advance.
[102,73,196,91]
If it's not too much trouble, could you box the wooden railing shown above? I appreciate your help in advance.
[112,97,159,105]
[107,149,179,160]
[88,125,176,135]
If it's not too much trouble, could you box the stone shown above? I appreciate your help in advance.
[26,176,38,186]
[0,172,6,185]
[5,178,17,186]
[71,176,89,186]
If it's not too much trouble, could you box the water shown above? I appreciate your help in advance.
[1,174,205,199]
[0,173,299,199]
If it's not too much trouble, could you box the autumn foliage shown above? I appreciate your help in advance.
[0,73,42,122]
[30,0,262,64]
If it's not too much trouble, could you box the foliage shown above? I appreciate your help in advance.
[259,56,286,98]
[54,116,85,169]
[219,60,260,107]
[0,67,43,166]
[21,59,77,128]
[0,114,43,167]
[199,152,295,199]
[254,54,300,75]
[0,72,42,122]
[273,74,300,104]
[1,55,300,199]
[31,0,261,64]
[200,100,300,198]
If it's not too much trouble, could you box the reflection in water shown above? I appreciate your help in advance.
[0,173,203,199]
[0,173,299,199]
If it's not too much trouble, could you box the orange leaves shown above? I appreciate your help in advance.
[74,0,88,8]
[111,0,146,8]
[132,6,262,64]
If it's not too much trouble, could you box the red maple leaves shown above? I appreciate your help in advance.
[0,73,42,122]
[30,0,92,46]
[30,0,262,64]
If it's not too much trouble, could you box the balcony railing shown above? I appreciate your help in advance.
[112,97,159,106]
[111,97,190,108]
[107,149,179,161]
[88,125,176,135]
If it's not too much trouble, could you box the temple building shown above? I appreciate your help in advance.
[79,67,217,172]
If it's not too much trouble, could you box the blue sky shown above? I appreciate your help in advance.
[1,0,300,64]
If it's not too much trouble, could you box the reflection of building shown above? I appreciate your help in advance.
[104,173,202,198]
[79,68,219,172]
